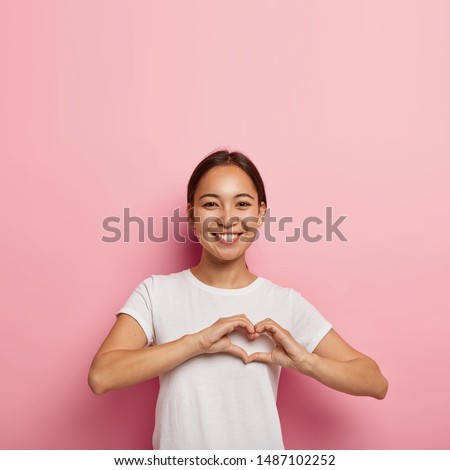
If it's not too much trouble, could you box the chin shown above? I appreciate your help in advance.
[202,246,248,263]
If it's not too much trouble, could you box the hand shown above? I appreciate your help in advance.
[246,318,311,371]
[195,314,258,363]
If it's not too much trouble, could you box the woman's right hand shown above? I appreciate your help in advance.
[194,314,257,363]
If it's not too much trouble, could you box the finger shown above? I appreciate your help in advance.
[255,316,284,326]
[253,318,269,330]
[234,324,259,341]
[255,322,295,351]
[247,331,260,340]
[246,351,273,364]
[236,314,256,335]
[205,319,254,346]
[255,320,285,336]
[225,343,249,364]
[223,318,255,336]
[254,318,281,332]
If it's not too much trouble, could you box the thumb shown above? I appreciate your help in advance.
[224,342,249,364]
[246,351,273,364]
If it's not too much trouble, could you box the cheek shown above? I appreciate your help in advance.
[192,215,217,243]
[241,213,262,231]
[194,215,218,234]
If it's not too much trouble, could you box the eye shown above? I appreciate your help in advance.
[203,202,218,208]
[237,201,251,207]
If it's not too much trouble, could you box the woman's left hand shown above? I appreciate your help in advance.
[247,319,389,400]
[246,318,310,371]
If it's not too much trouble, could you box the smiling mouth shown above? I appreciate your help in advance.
[211,232,244,242]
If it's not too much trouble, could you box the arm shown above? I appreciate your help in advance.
[88,313,256,395]
[247,320,388,400]
[301,329,388,399]
[88,313,198,395]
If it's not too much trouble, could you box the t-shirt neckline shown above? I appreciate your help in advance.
[183,268,264,295]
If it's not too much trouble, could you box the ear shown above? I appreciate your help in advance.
[186,203,195,227]
[256,202,266,227]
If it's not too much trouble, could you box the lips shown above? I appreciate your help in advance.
[211,232,244,243]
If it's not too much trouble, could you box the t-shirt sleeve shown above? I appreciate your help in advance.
[290,289,333,353]
[116,277,155,346]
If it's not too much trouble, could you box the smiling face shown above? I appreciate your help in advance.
[187,164,266,263]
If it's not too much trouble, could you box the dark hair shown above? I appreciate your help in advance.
[187,149,267,207]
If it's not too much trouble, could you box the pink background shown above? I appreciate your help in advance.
[1,0,449,449]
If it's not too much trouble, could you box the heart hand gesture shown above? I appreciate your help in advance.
[195,314,257,363]
[246,318,311,371]
[195,315,310,371]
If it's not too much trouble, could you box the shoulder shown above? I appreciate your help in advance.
[138,269,189,291]
[257,276,326,316]
[257,275,303,303]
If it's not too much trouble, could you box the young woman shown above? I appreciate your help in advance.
[88,149,388,450]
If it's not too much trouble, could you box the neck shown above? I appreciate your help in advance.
[190,252,257,289]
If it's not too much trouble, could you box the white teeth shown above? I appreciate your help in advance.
[215,233,241,241]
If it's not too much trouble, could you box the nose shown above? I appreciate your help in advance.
[217,205,240,230]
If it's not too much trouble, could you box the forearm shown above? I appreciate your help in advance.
[88,334,201,394]
[299,354,388,400]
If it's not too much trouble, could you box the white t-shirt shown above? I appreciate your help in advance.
[117,269,332,450]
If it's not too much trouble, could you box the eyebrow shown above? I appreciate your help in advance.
[199,193,255,200]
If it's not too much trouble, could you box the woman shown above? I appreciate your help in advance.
[88,149,388,450]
